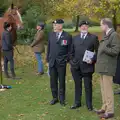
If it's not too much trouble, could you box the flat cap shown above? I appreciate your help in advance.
[79,20,89,27]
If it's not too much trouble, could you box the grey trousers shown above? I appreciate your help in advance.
[3,50,15,75]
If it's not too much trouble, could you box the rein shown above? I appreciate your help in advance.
[14,46,22,55]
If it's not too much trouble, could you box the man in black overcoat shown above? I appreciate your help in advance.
[46,19,72,106]
[70,21,99,111]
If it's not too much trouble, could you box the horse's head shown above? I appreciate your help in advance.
[4,3,23,30]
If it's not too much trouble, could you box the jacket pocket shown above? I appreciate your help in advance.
[70,58,79,68]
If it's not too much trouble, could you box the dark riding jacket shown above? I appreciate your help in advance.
[2,30,13,51]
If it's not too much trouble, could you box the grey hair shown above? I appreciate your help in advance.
[101,18,113,28]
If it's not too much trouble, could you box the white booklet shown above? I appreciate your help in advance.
[83,50,95,63]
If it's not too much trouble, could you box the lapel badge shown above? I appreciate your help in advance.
[61,35,64,38]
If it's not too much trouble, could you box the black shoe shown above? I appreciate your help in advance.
[88,107,93,111]
[60,101,66,106]
[87,107,93,111]
[70,104,81,109]
[11,72,21,80]
[50,99,58,105]
[114,91,120,95]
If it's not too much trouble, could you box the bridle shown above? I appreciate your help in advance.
[8,10,23,27]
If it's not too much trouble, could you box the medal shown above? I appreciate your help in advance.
[62,40,67,45]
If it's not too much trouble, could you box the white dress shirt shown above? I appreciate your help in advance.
[81,32,88,39]
[57,31,63,39]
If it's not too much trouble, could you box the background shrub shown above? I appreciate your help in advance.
[17,5,48,45]
[63,22,74,29]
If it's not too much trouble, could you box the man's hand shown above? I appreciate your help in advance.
[86,59,93,64]
[30,44,33,47]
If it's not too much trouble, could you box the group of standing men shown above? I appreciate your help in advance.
[46,18,120,119]
[2,17,120,119]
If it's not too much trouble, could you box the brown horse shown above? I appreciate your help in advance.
[0,4,23,81]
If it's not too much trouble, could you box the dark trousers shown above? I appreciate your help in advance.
[49,62,66,102]
[3,50,15,75]
[71,67,93,108]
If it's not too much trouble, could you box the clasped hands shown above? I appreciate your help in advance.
[86,59,93,64]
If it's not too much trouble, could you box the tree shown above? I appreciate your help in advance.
[75,15,80,32]
[89,0,120,31]
[0,1,9,16]
[51,0,92,31]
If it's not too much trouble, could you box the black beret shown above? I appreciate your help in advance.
[52,19,64,24]
[4,22,11,29]
[79,21,89,27]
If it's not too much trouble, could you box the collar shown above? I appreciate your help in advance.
[57,31,63,38]
[37,29,41,32]
[104,28,115,40]
[5,29,10,33]
[106,28,112,35]
[58,31,63,35]
[80,32,88,38]
[81,32,88,35]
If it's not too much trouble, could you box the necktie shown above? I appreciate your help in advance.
[81,34,85,39]
[56,32,59,40]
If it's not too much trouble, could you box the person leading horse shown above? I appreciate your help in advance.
[0,3,23,79]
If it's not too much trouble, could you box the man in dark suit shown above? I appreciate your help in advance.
[70,21,99,111]
[46,19,72,106]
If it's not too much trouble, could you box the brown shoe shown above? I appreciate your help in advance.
[94,109,105,115]
[100,113,114,119]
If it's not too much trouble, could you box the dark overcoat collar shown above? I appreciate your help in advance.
[78,32,91,44]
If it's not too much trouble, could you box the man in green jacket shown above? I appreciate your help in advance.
[95,18,120,119]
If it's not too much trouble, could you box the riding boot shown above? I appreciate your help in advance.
[11,69,21,80]
[11,69,16,78]
[4,71,10,78]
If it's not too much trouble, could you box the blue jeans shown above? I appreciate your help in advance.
[35,52,44,73]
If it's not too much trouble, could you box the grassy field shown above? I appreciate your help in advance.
[0,46,120,120]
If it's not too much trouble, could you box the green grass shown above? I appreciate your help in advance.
[0,45,120,120]
[0,65,120,120]
[64,26,101,33]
